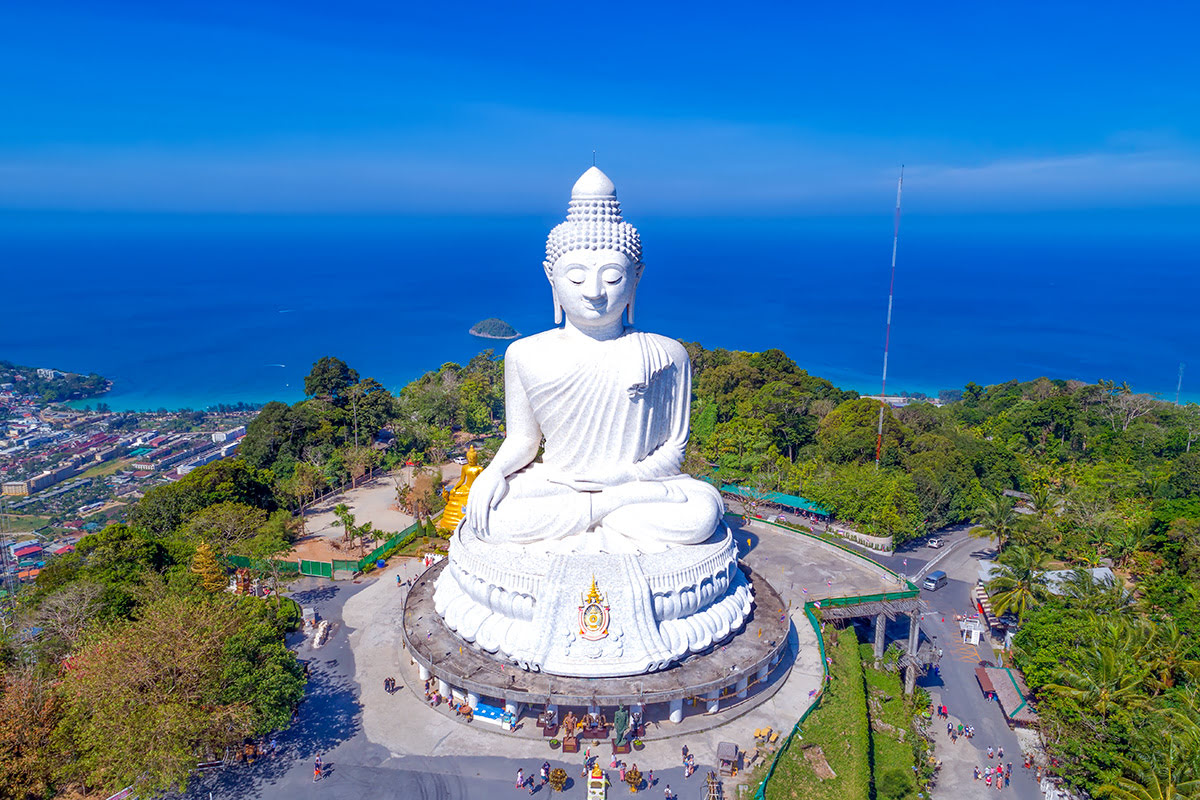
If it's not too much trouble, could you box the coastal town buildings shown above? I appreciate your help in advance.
[0,382,256,588]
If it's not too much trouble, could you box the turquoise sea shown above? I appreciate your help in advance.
[2,209,1197,411]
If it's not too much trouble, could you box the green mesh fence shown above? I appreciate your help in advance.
[754,602,828,800]
[354,520,424,572]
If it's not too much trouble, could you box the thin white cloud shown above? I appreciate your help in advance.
[0,122,1196,214]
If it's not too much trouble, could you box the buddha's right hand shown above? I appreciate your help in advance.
[465,469,508,536]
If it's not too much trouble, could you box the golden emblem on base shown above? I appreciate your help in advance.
[578,576,610,641]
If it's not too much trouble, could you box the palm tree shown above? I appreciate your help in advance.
[1060,569,1136,614]
[972,493,1020,554]
[1044,645,1148,722]
[1145,620,1200,695]
[357,521,377,557]
[1106,520,1152,569]
[333,503,356,544]
[1099,737,1200,800]
[985,545,1050,621]
[1029,482,1057,521]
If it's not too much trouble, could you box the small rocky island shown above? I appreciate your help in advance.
[469,318,520,340]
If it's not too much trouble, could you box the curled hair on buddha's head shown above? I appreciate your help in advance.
[544,166,645,324]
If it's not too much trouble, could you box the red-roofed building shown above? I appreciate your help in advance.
[13,543,42,560]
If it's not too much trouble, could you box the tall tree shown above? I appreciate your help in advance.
[191,542,227,594]
[182,502,268,557]
[304,356,360,404]
[971,493,1020,554]
[342,444,377,489]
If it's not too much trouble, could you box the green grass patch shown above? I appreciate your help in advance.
[765,629,870,800]
[860,643,932,800]
[3,515,51,533]
[77,457,132,480]
[394,535,448,558]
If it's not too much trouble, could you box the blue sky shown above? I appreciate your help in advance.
[2,0,1197,216]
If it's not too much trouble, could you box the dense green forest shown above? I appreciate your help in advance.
[4,344,1198,798]
[0,459,305,796]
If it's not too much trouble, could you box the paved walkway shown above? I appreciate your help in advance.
[181,518,903,799]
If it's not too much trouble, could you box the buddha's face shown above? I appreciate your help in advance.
[551,248,638,332]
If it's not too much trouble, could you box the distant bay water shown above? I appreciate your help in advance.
[1,209,1197,411]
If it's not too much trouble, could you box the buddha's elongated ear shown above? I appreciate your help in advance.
[551,285,564,325]
[626,261,644,325]
[545,261,563,325]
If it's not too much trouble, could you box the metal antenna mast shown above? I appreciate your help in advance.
[1177,362,1186,405]
[875,167,904,467]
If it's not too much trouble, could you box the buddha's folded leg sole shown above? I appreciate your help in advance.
[433,523,754,678]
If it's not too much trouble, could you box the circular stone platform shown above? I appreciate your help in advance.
[403,560,791,707]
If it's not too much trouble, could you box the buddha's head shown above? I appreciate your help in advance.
[544,167,643,332]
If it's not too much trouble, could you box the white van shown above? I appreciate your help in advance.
[922,570,948,591]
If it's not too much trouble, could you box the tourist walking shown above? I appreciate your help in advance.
[664,785,673,800]
[998,746,1004,759]
[516,768,524,790]
[541,762,550,786]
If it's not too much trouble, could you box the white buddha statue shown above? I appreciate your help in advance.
[434,167,752,676]
[463,166,722,554]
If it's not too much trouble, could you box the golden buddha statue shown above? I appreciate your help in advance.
[438,445,483,534]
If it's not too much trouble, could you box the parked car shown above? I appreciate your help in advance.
[452,456,468,465]
[926,537,944,549]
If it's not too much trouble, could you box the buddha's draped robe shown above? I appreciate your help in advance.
[482,331,722,548]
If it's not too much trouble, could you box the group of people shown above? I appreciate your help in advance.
[974,761,1013,789]
[383,676,398,693]
[515,762,552,795]
[936,698,1034,791]
[947,721,977,743]
[681,745,696,778]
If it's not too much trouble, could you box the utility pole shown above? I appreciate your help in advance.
[1177,362,1186,405]
[876,168,904,467]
